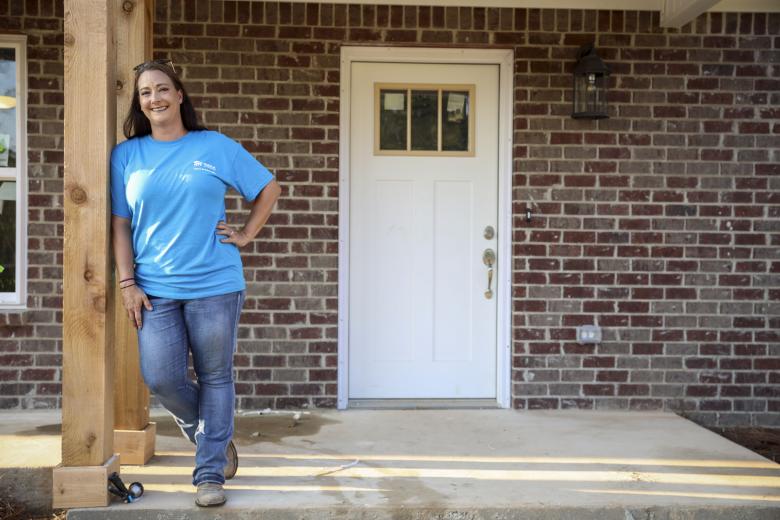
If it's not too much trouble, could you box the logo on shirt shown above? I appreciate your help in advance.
[193,160,217,173]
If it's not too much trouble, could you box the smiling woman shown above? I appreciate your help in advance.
[122,60,206,141]
[111,59,281,507]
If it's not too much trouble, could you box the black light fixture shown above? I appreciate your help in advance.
[572,44,610,120]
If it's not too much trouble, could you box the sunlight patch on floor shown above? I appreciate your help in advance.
[143,483,386,493]
[127,465,780,487]
[154,451,779,469]
[575,488,780,502]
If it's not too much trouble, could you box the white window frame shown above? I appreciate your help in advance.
[0,35,28,309]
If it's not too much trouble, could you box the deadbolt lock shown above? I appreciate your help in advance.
[482,249,496,267]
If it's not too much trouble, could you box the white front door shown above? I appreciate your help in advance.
[349,61,500,399]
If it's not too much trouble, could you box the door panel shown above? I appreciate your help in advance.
[433,180,473,363]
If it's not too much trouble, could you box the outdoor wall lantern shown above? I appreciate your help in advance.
[572,44,610,120]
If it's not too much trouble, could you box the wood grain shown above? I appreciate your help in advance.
[112,0,155,433]
[114,422,156,465]
[52,454,119,508]
[62,0,116,467]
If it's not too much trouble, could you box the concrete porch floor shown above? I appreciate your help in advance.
[1,409,779,519]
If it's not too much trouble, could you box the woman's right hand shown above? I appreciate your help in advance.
[121,285,153,329]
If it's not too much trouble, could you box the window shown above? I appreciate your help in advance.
[0,35,27,308]
[375,83,475,156]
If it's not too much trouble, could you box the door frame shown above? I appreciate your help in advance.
[338,46,514,409]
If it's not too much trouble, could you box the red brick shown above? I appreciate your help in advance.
[688,386,718,397]
[550,132,582,145]
[583,384,614,396]
[653,106,687,118]
[3,3,777,424]
[619,384,649,396]
[739,122,770,134]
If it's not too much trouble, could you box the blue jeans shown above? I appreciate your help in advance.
[137,290,245,486]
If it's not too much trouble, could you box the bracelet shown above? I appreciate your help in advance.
[120,283,136,290]
[119,277,135,284]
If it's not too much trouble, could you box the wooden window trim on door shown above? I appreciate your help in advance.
[373,83,476,157]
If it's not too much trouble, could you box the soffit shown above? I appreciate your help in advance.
[284,1,780,13]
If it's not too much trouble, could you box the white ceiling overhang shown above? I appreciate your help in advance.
[285,1,780,14]
[285,1,779,29]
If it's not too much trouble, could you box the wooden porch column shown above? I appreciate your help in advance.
[112,0,156,466]
[53,0,119,509]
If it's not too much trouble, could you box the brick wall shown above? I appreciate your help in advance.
[1,1,778,428]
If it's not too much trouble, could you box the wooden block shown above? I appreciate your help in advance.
[114,422,156,465]
[52,454,119,509]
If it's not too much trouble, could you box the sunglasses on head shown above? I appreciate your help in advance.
[133,58,176,75]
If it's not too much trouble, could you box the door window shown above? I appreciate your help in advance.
[378,89,407,151]
[375,83,474,156]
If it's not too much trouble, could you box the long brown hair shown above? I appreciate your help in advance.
[122,61,207,139]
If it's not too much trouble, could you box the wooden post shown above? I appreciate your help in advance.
[54,0,117,509]
[112,0,157,466]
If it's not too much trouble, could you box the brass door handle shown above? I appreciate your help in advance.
[483,249,495,299]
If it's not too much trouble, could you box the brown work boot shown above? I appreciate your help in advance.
[195,482,226,507]
[224,440,238,480]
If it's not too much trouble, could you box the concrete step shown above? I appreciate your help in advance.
[1,409,778,519]
[68,505,780,520]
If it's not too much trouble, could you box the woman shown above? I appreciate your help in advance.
[111,59,281,507]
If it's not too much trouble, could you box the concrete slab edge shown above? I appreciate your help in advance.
[67,505,780,520]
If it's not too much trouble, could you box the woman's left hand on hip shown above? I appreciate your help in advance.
[216,221,250,248]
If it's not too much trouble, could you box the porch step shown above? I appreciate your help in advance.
[67,505,780,520]
[68,410,779,519]
[1,409,777,519]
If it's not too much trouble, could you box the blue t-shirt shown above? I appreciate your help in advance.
[110,130,274,299]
